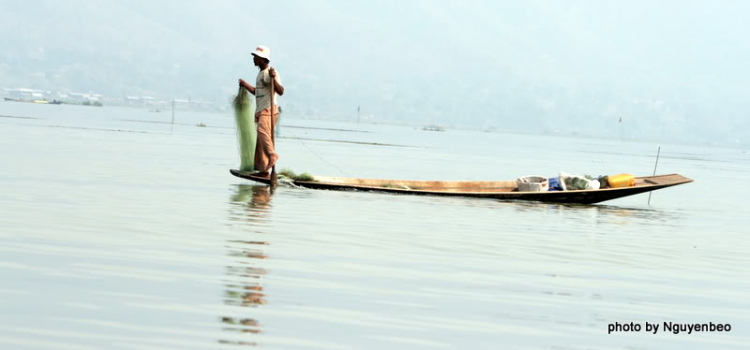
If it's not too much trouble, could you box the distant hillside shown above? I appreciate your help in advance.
[1,0,748,145]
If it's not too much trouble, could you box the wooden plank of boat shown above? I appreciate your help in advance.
[229,169,692,204]
[230,169,274,185]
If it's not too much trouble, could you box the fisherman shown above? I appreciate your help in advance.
[239,45,284,177]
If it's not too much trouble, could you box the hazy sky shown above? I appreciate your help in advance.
[1,0,748,145]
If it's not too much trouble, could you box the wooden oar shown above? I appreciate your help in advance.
[269,68,278,187]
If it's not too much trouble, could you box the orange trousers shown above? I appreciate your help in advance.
[254,106,279,173]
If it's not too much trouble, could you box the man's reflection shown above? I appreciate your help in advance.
[221,316,262,334]
[229,185,274,224]
[220,185,274,345]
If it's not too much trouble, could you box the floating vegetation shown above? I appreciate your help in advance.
[422,125,445,132]
[233,86,256,172]
[196,123,207,127]
[279,168,315,182]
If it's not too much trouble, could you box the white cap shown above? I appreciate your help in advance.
[252,45,271,61]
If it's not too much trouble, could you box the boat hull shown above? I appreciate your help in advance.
[229,169,692,204]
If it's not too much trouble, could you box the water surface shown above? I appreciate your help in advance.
[1,101,748,349]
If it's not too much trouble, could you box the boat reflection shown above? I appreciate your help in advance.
[219,185,275,346]
[507,200,681,227]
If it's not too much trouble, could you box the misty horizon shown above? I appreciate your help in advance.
[2,0,748,146]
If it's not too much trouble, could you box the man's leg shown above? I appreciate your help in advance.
[254,108,279,174]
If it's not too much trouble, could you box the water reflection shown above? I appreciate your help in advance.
[420,192,678,224]
[508,200,681,228]
[220,185,274,346]
[229,184,274,224]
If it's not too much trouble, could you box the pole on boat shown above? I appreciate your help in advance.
[648,146,661,205]
[270,68,278,187]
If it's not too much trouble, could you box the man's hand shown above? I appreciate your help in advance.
[239,79,256,95]
[267,68,284,96]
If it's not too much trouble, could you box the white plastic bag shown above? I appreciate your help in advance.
[586,179,600,190]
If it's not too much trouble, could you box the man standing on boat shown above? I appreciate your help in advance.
[239,45,284,177]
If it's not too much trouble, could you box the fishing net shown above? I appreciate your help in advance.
[233,86,256,171]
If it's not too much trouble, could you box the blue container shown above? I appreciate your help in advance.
[548,177,562,191]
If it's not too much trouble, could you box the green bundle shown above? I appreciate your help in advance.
[279,168,316,182]
[233,86,256,171]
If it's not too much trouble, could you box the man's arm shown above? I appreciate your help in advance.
[239,79,256,95]
[269,67,284,96]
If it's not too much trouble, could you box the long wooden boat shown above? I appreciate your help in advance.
[230,169,692,204]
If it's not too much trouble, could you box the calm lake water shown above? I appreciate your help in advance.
[1,101,748,349]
